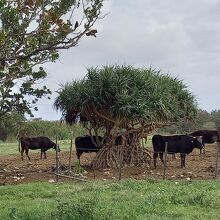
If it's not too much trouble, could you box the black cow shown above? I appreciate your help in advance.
[19,136,60,160]
[75,135,126,164]
[152,134,203,168]
[75,135,103,163]
[190,130,219,154]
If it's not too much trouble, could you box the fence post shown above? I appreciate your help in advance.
[55,136,59,182]
[68,132,73,171]
[214,128,220,179]
[163,142,168,180]
[118,146,122,181]
[88,152,96,179]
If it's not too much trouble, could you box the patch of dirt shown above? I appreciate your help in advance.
[0,144,219,185]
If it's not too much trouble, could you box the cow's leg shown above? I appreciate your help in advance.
[76,151,83,165]
[200,143,205,155]
[21,148,24,161]
[25,149,30,160]
[168,153,175,162]
[203,144,206,154]
[180,154,186,168]
[159,152,164,164]
[200,147,204,155]
[41,150,43,159]
[44,152,46,159]
[172,153,176,160]
[153,152,158,168]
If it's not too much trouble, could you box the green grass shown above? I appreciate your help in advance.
[0,142,19,155]
[1,179,220,220]
[0,140,73,155]
[0,136,153,156]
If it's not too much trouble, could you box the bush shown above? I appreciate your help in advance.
[17,121,87,141]
[51,200,96,220]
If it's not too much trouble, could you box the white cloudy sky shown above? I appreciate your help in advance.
[34,0,220,120]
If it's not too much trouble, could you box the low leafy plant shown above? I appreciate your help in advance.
[73,160,85,175]
[9,208,19,220]
[51,200,95,220]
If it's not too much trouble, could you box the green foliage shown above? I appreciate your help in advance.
[0,117,87,142]
[0,0,104,117]
[55,65,198,136]
[9,208,18,220]
[160,109,219,134]
[210,110,220,127]
[73,160,85,174]
[18,120,86,140]
[52,200,96,220]
[0,112,25,141]
[1,180,220,220]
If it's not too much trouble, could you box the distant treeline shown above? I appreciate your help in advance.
[1,109,220,142]
[0,114,86,142]
[159,109,220,134]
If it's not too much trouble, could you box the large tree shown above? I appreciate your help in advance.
[0,0,104,117]
[55,65,198,168]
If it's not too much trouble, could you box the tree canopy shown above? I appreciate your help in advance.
[0,0,104,117]
[55,65,198,136]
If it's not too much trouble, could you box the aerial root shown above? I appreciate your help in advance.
[92,143,152,169]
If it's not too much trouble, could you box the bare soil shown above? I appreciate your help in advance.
[0,144,218,185]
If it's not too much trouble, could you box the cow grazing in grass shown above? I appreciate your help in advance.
[152,134,203,168]
[19,136,60,160]
[190,130,219,154]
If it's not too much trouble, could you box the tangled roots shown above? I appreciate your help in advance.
[92,143,152,169]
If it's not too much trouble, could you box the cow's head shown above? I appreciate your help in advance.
[53,144,61,152]
[191,136,204,149]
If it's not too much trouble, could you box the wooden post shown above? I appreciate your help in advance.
[163,142,168,180]
[118,146,122,181]
[118,135,126,181]
[55,136,59,182]
[214,128,220,179]
[68,133,73,171]
[214,142,219,179]
[88,152,96,179]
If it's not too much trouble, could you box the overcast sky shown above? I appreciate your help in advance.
[34,0,220,120]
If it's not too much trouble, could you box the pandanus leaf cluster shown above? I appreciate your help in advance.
[55,65,198,135]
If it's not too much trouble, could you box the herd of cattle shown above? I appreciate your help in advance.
[18,130,219,169]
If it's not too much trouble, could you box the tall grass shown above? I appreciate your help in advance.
[1,180,220,220]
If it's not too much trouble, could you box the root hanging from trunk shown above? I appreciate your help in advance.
[92,143,152,169]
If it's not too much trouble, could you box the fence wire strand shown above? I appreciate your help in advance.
[55,139,220,182]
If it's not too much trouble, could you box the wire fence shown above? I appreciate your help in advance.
[53,136,220,182]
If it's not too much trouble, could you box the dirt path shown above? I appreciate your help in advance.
[0,144,218,185]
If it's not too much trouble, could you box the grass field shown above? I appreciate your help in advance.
[0,140,73,155]
[1,179,220,220]
[0,137,153,156]
[1,138,220,219]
